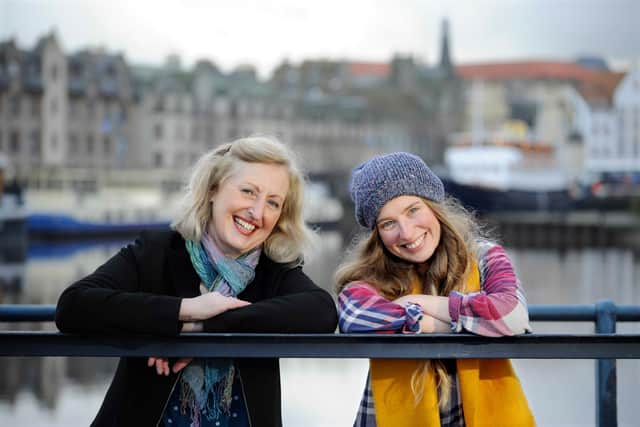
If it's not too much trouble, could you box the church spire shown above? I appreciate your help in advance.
[439,18,453,76]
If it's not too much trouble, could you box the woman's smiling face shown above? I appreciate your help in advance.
[208,161,289,258]
[376,195,441,264]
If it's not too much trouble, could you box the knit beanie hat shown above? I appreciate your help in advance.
[349,152,445,229]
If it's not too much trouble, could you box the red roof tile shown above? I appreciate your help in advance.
[348,62,390,77]
[577,71,626,106]
[456,61,596,82]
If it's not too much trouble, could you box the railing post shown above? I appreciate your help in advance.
[595,299,617,427]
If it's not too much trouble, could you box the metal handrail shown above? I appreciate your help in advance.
[1,300,639,427]
[0,331,638,359]
[3,303,640,322]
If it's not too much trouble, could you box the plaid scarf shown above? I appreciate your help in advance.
[182,232,260,427]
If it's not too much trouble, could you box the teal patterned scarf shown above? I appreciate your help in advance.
[182,231,260,427]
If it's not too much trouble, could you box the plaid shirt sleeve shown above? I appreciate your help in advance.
[448,242,532,337]
[337,281,423,334]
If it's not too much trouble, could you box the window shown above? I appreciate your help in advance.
[154,123,163,140]
[31,97,41,117]
[8,61,19,78]
[87,100,95,118]
[154,152,163,167]
[30,129,41,155]
[69,100,77,118]
[154,97,165,112]
[69,134,78,153]
[10,96,20,116]
[10,131,20,154]
[87,135,95,154]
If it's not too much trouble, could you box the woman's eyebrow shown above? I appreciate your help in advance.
[404,201,421,212]
[242,181,285,200]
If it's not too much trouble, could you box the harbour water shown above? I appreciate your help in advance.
[1,233,639,426]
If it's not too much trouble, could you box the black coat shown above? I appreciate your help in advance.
[55,230,338,427]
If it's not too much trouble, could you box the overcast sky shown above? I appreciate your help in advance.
[1,0,638,77]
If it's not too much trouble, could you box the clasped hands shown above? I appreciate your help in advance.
[148,284,250,376]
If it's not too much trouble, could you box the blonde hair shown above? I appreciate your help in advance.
[335,197,484,408]
[172,135,313,264]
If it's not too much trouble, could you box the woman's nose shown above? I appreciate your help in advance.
[397,219,412,240]
[249,199,265,222]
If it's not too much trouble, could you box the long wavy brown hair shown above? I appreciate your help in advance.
[335,196,485,408]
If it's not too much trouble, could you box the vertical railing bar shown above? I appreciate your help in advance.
[595,299,617,427]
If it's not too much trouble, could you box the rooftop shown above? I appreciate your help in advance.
[456,61,597,82]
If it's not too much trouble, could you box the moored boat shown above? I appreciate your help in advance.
[25,176,343,239]
[441,144,571,214]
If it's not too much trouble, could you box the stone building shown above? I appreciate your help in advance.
[1,20,464,186]
[0,33,68,177]
[572,66,640,176]
[0,32,134,187]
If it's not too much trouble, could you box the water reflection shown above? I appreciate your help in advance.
[0,239,124,420]
[509,247,639,306]
[0,237,639,426]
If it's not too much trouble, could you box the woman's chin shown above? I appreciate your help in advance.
[396,247,434,264]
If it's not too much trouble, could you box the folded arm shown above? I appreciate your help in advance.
[337,282,436,334]
[55,241,183,336]
[448,244,531,337]
[340,245,531,338]
[202,267,338,333]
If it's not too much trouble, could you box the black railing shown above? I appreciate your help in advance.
[2,300,640,427]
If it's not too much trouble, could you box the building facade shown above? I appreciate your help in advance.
[582,66,640,175]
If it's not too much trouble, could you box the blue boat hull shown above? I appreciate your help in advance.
[27,213,171,239]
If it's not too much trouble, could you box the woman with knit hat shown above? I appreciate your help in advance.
[335,152,535,427]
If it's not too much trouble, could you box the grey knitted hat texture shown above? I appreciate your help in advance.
[349,152,445,229]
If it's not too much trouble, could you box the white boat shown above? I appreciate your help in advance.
[441,143,572,213]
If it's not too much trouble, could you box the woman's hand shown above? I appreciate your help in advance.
[147,357,193,376]
[393,294,452,324]
[179,284,251,321]
[153,287,250,374]
[148,320,205,375]
[181,321,203,332]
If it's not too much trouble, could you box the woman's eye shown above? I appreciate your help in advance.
[268,200,281,209]
[241,188,255,196]
[409,206,420,214]
[380,221,394,230]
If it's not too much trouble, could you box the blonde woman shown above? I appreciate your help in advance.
[56,136,338,427]
[336,152,534,427]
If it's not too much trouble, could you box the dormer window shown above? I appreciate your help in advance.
[8,61,19,78]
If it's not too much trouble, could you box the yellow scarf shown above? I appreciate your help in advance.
[370,264,535,427]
